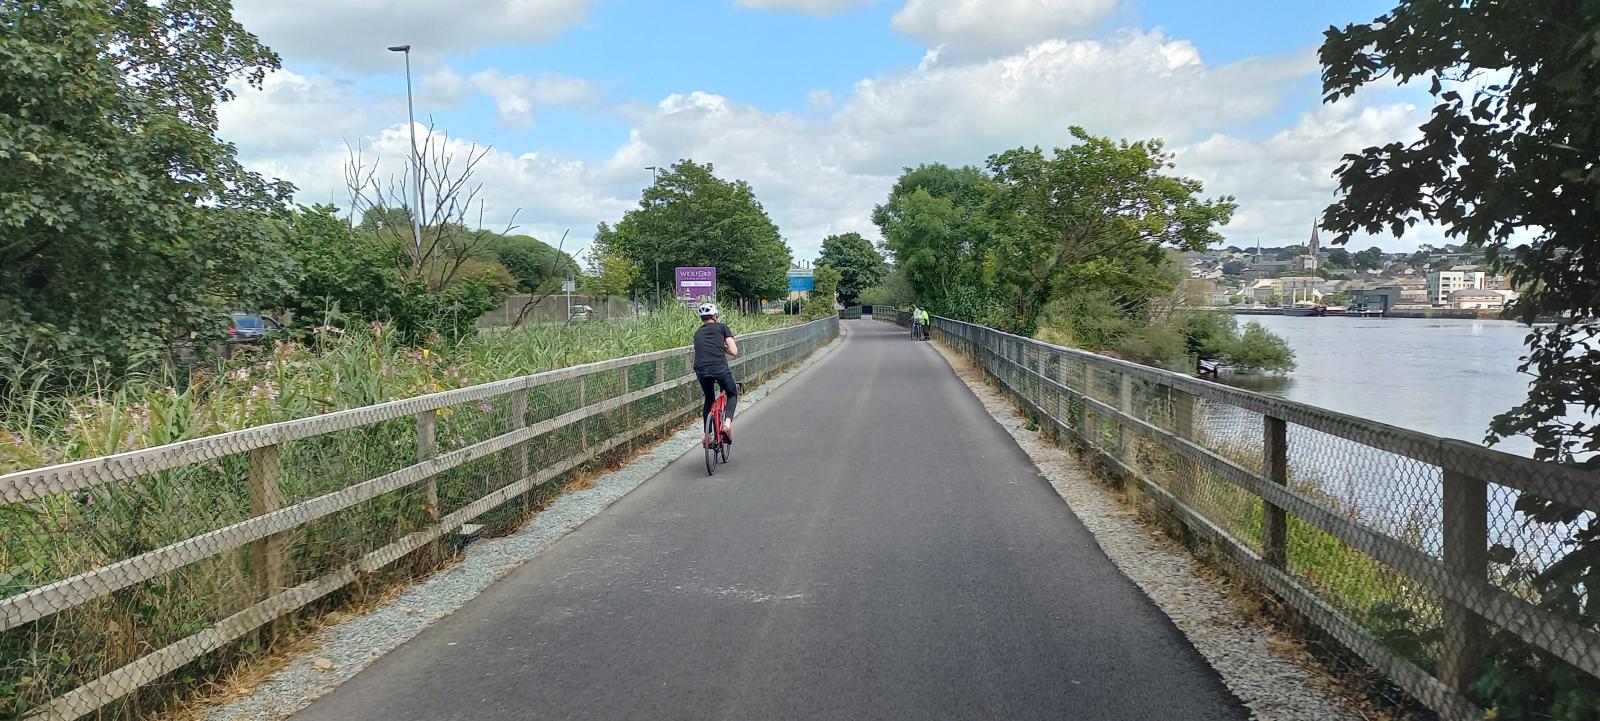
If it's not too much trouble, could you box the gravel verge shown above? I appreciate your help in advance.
[929,340,1360,721]
[199,332,846,721]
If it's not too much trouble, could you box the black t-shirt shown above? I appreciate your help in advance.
[693,322,734,370]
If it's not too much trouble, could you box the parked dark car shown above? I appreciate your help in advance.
[228,312,282,341]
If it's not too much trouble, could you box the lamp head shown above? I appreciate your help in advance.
[387,45,410,52]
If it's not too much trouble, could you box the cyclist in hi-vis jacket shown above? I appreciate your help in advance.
[693,302,739,440]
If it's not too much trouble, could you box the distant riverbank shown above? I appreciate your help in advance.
[1212,315,1534,456]
[1221,306,1507,320]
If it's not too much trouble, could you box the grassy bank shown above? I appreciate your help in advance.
[0,308,795,719]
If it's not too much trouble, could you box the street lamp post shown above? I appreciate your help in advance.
[388,44,425,274]
[645,166,660,313]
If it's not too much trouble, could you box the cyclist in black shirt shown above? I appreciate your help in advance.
[693,302,739,440]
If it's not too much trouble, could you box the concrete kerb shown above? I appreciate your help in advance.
[200,329,848,721]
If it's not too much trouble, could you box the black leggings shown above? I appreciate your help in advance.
[697,367,738,422]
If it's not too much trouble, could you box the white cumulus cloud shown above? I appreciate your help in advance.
[218,69,389,156]
[469,70,603,129]
[892,0,1121,59]
[1176,102,1433,249]
[233,0,601,70]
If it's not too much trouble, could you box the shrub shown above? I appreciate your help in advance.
[1228,321,1296,373]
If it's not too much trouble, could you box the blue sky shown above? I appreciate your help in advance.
[221,0,1434,262]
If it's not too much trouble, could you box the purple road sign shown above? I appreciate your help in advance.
[674,266,716,301]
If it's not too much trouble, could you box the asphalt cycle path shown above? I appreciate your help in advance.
[292,318,1247,721]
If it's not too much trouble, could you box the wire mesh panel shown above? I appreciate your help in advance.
[0,317,838,721]
[928,315,1600,721]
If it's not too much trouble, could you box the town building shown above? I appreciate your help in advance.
[1247,258,1295,275]
[1298,223,1321,272]
[1278,276,1325,302]
[1350,286,1404,312]
[1427,270,1486,305]
[1248,278,1282,303]
[1449,289,1508,310]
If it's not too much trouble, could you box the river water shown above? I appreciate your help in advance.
[1198,315,1568,566]
[1220,315,1536,457]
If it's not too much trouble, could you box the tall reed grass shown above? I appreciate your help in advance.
[0,309,792,474]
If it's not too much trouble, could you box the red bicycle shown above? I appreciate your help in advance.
[702,382,744,475]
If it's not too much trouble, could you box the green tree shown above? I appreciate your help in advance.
[491,234,578,294]
[272,206,509,343]
[815,232,887,306]
[1227,322,1296,373]
[274,205,407,327]
[357,207,415,234]
[1183,312,1239,360]
[1323,3,1600,716]
[1276,245,1308,261]
[592,160,791,305]
[872,163,998,310]
[1407,250,1430,267]
[583,252,639,300]
[1352,246,1385,270]
[984,127,1237,333]
[859,268,917,308]
[0,0,291,384]
[804,265,841,319]
[1327,248,1353,267]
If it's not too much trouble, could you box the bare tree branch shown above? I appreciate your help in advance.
[343,122,522,292]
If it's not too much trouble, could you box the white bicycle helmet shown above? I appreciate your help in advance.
[697,302,720,318]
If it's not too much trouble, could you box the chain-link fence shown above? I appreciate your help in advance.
[0,317,838,721]
[925,315,1600,721]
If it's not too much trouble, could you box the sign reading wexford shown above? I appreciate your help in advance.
[674,266,716,302]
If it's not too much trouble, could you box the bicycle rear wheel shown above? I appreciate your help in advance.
[703,414,717,475]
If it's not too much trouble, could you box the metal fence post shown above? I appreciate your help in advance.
[1440,467,1488,692]
[1263,415,1288,567]
[247,444,285,640]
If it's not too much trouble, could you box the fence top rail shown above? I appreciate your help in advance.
[0,319,829,505]
[933,315,1598,496]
